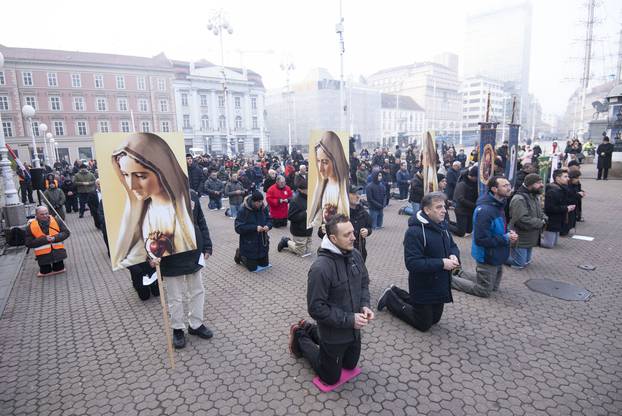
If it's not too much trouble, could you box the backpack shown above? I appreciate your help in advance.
[6,227,26,246]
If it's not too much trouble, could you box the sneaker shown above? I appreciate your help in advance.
[301,252,313,258]
[173,329,186,349]
[277,237,290,252]
[188,324,214,339]
[377,286,393,311]
[288,322,302,358]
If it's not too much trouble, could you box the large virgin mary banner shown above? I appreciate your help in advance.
[307,130,350,229]
[478,122,498,195]
[94,132,197,271]
[505,123,520,188]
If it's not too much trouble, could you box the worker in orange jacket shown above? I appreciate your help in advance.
[24,206,70,277]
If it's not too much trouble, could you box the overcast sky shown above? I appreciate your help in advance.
[2,0,621,115]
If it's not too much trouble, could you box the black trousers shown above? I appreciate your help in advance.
[78,192,101,228]
[452,213,473,237]
[242,255,269,271]
[271,218,287,228]
[597,168,609,180]
[65,195,78,213]
[385,286,444,332]
[296,323,361,385]
[40,260,65,275]
[20,182,34,204]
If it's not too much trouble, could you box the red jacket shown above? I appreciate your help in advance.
[266,184,292,219]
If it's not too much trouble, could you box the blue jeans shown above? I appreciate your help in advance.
[208,197,222,210]
[229,203,241,218]
[410,202,420,216]
[506,247,532,268]
[369,209,384,229]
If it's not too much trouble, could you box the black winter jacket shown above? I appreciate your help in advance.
[365,173,386,211]
[288,192,312,237]
[307,241,370,344]
[544,183,568,232]
[350,204,373,261]
[453,174,478,217]
[160,190,213,277]
[187,163,204,193]
[408,174,424,203]
[404,212,458,304]
[235,196,273,259]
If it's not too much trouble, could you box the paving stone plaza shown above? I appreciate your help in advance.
[1,178,621,415]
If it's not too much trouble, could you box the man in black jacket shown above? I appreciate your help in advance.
[278,176,313,257]
[365,171,386,229]
[234,191,273,271]
[596,136,614,180]
[347,186,372,262]
[542,169,575,248]
[377,192,459,331]
[187,154,204,194]
[154,189,214,349]
[288,214,373,386]
[451,166,478,237]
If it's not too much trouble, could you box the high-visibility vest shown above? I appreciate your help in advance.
[29,217,65,257]
[45,179,58,188]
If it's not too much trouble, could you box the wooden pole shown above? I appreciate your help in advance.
[155,262,175,369]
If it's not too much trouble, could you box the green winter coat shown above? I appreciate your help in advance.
[73,170,97,193]
[509,186,547,248]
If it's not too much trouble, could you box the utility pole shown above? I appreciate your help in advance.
[336,0,345,132]
[616,25,622,82]
[578,0,596,139]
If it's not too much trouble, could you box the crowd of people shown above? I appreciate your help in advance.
[17,131,615,387]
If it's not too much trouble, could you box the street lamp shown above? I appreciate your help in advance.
[0,51,20,206]
[47,133,56,165]
[208,10,235,157]
[22,104,40,168]
[39,123,48,166]
[280,61,295,156]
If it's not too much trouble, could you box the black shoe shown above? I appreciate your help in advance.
[173,329,186,349]
[234,248,241,264]
[79,215,84,218]
[188,324,213,339]
[288,322,302,358]
[277,237,290,252]
[137,286,150,301]
[377,286,394,311]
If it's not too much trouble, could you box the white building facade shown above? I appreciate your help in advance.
[461,76,509,142]
[381,93,425,147]
[173,61,267,156]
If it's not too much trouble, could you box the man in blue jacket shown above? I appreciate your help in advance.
[377,192,460,331]
[451,176,518,297]
[365,171,386,229]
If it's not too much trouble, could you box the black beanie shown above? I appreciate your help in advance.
[251,190,264,202]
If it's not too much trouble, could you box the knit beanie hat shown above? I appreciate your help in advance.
[523,173,542,187]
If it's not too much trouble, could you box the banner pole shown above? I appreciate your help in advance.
[155,262,175,369]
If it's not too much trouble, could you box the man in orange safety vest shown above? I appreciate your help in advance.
[24,206,71,277]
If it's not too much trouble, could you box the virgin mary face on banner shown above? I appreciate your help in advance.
[110,133,196,270]
[309,131,349,228]
[480,144,495,186]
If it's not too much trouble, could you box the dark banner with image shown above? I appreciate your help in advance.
[505,123,520,188]
[478,122,498,195]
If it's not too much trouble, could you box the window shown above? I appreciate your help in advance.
[160,120,170,132]
[251,96,257,110]
[157,78,166,91]
[234,96,241,109]
[22,72,33,86]
[0,71,5,85]
[117,97,129,111]
[25,96,37,110]
[54,121,65,136]
[94,74,104,88]
[76,121,88,136]
[0,96,9,111]
[200,94,208,107]
[141,121,151,132]
[31,121,40,137]
[183,114,191,129]
[159,99,169,112]
[181,93,188,106]
[71,74,82,88]
[252,116,258,129]
[120,120,131,133]
[218,95,225,107]
[137,76,146,90]
[2,121,13,137]
[201,115,209,131]
[218,115,226,130]
[116,75,126,89]
[235,116,242,129]
[98,120,110,133]
[96,97,108,111]
[49,96,62,111]
[73,97,85,112]
[138,98,148,112]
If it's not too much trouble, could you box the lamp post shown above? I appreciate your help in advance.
[22,104,39,168]
[48,134,57,165]
[280,61,295,156]
[208,11,235,157]
[0,52,20,206]
[39,123,48,166]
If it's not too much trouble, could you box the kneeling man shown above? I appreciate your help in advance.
[288,214,373,385]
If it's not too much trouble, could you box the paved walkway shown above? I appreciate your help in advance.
[0,178,621,415]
